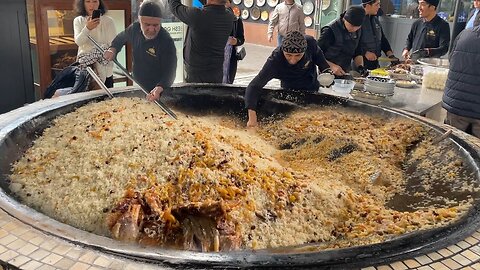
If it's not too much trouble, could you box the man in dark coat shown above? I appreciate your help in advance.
[402,0,450,60]
[245,31,332,127]
[317,6,368,78]
[105,2,177,101]
[360,0,398,70]
[442,25,480,138]
[169,0,235,83]
[466,0,480,29]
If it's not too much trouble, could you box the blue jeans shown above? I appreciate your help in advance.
[277,34,284,47]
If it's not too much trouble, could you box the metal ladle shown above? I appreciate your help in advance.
[87,35,177,120]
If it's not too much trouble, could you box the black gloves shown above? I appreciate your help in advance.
[357,65,369,77]
[410,49,429,61]
[388,55,401,66]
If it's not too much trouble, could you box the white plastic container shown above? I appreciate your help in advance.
[422,65,448,90]
[332,79,355,94]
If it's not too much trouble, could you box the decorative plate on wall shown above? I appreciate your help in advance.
[267,0,279,7]
[321,0,331,10]
[303,1,314,15]
[256,0,266,7]
[233,0,242,5]
[304,16,313,27]
[261,10,269,21]
[232,6,241,17]
[241,9,249,19]
[244,0,254,8]
[251,6,261,20]
[295,0,302,6]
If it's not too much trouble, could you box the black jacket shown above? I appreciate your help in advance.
[405,15,450,57]
[360,15,392,57]
[169,0,235,83]
[442,26,480,119]
[245,36,330,110]
[111,22,177,91]
[317,17,362,72]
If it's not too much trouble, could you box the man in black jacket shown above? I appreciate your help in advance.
[245,31,332,127]
[317,6,367,78]
[402,0,450,60]
[169,0,235,83]
[360,0,398,69]
[465,0,480,29]
[105,2,177,101]
[442,26,480,138]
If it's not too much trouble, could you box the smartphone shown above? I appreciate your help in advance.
[92,9,101,19]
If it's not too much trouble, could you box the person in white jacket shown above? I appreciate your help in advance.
[73,0,116,87]
[267,0,305,46]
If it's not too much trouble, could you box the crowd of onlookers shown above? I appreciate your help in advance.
[48,0,480,136]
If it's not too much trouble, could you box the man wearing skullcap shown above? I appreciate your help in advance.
[169,0,235,83]
[105,1,177,101]
[402,0,450,60]
[360,0,399,70]
[317,6,368,78]
[244,31,332,127]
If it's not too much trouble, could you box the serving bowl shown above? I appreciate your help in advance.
[332,79,354,93]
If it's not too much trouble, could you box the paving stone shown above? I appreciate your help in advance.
[93,256,111,268]
[17,243,38,256]
[87,267,103,270]
[361,267,376,270]
[39,240,57,251]
[462,249,480,262]
[403,259,421,268]
[0,234,18,246]
[7,254,30,267]
[426,251,443,261]
[452,253,472,266]
[29,249,51,260]
[465,237,479,245]
[428,262,450,270]
[41,252,63,265]
[10,227,29,237]
[70,262,91,270]
[441,258,463,269]
[438,248,454,257]
[20,260,44,270]
[52,244,72,255]
[0,250,18,261]
[54,257,76,270]
[377,266,392,270]
[2,222,18,231]
[457,240,471,249]
[66,248,84,260]
[0,245,7,254]
[38,264,56,270]
[78,250,98,264]
[416,266,433,270]
[389,261,407,270]
[0,229,8,239]
[447,245,463,254]
[415,255,433,265]
[471,262,480,270]
[108,260,126,270]
[6,238,27,250]
[29,236,45,246]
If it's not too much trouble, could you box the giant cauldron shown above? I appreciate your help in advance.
[0,84,480,269]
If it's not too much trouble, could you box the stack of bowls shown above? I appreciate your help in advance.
[364,76,395,95]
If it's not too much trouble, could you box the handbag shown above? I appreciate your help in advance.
[235,46,246,60]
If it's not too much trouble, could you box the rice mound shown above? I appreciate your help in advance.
[9,97,476,250]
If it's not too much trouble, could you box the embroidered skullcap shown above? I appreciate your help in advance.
[344,6,365,27]
[282,31,307,53]
[139,1,162,18]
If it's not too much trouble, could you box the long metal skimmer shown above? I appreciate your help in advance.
[87,35,177,119]
[86,67,115,99]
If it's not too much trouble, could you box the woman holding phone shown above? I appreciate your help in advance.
[73,0,116,87]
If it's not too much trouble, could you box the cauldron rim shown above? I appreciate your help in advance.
[0,84,479,268]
